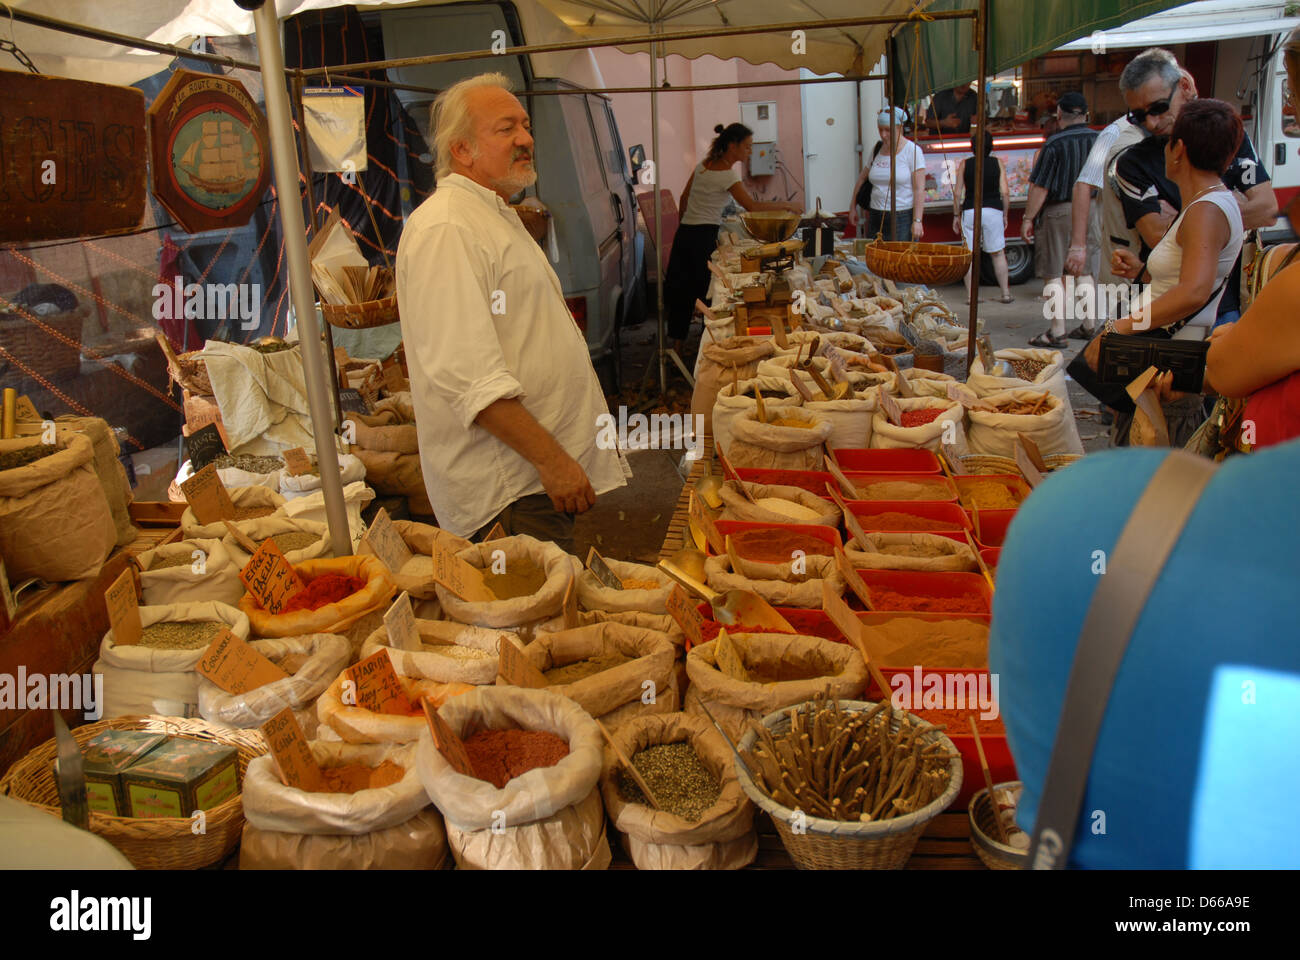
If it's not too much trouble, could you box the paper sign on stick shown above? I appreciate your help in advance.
[362,508,413,574]
[384,591,421,652]
[197,629,289,694]
[282,447,311,476]
[585,548,623,590]
[715,446,756,504]
[104,567,142,646]
[429,541,495,602]
[498,639,548,688]
[1014,443,1045,489]
[822,445,858,499]
[879,390,904,426]
[261,707,321,791]
[688,493,725,555]
[834,546,874,610]
[239,540,306,615]
[665,585,704,649]
[180,463,235,525]
[346,649,411,715]
[821,578,892,698]
[483,521,507,542]
[13,395,40,422]
[422,699,475,777]
[561,576,579,629]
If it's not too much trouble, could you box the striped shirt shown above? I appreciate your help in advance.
[1029,124,1100,204]
[1076,117,1134,190]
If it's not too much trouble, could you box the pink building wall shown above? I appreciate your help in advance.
[592,49,806,216]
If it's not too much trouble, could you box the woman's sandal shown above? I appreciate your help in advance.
[1028,330,1069,348]
[996,293,1015,304]
[1065,324,1096,340]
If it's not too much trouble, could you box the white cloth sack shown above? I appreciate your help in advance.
[870,397,966,451]
[181,485,286,539]
[280,480,375,551]
[200,340,318,454]
[359,619,516,685]
[277,454,367,501]
[711,375,802,456]
[137,537,244,607]
[965,388,1080,457]
[197,632,350,729]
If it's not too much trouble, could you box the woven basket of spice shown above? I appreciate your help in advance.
[0,715,265,870]
[956,453,1082,478]
[863,241,972,286]
[735,695,963,870]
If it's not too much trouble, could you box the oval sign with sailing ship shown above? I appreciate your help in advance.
[148,70,271,234]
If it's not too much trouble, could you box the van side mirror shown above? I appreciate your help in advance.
[628,144,645,175]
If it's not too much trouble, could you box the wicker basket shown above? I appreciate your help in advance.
[968,781,1029,870]
[864,242,972,286]
[0,715,266,870]
[0,307,87,382]
[321,296,400,330]
[957,453,1083,478]
[735,699,963,869]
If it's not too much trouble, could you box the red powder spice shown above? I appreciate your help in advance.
[463,729,570,788]
[698,620,794,644]
[914,707,1004,736]
[870,590,987,613]
[730,528,833,563]
[900,407,948,428]
[856,511,963,531]
[281,574,366,613]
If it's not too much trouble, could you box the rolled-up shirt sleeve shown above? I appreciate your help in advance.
[397,216,524,429]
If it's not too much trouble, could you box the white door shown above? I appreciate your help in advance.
[800,69,860,215]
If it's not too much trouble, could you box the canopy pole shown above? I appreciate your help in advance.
[966,0,990,377]
[651,27,667,396]
[248,0,352,557]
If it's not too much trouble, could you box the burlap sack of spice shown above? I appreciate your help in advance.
[415,685,610,870]
[803,389,878,449]
[436,535,573,637]
[690,336,775,447]
[599,712,757,870]
[967,347,1066,401]
[240,741,448,870]
[704,554,846,609]
[92,601,253,719]
[0,435,116,582]
[198,632,351,729]
[965,388,1079,458]
[684,633,867,742]
[517,623,676,726]
[182,485,287,540]
[360,619,517,685]
[137,537,244,607]
[316,672,474,743]
[717,481,840,527]
[728,407,833,471]
[845,532,979,573]
[13,416,135,547]
[536,608,687,652]
[221,517,332,567]
[239,556,395,649]
[576,557,674,615]
[870,397,965,452]
[277,453,367,501]
[711,375,802,455]
[347,399,433,515]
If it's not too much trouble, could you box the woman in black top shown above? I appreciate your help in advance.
[952,129,1013,303]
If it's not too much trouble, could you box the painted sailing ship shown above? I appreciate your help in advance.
[179,118,257,195]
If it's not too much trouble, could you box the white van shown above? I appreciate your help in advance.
[377,1,645,390]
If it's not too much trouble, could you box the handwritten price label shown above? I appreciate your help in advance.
[422,699,475,778]
[260,707,321,791]
[384,591,421,652]
[238,539,306,615]
[196,629,289,694]
[664,585,704,649]
[104,567,142,646]
[429,541,495,602]
[180,462,235,525]
[362,508,414,574]
[498,638,548,688]
[281,447,312,476]
[346,649,411,715]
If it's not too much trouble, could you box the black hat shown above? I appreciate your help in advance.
[1057,92,1088,114]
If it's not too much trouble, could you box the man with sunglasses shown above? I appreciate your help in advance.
[1114,48,1278,328]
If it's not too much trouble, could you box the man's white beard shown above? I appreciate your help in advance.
[488,164,537,197]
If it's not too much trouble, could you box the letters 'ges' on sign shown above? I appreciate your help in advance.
[0,70,147,243]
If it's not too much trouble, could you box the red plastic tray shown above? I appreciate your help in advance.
[845,500,972,541]
[980,547,1001,573]
[734,468,836,499]
[848,569,992,615]
[831,448,942,474]
[970,508,1017,549]
[692,605,844,651]
[711,519,843,559]
[842,472,959,503]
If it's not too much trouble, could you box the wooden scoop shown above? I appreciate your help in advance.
[695,454,725,510]
[970,716,1009,844]
[1016,432,1050,475]
[754,385,768,423]
[657,556,794,631]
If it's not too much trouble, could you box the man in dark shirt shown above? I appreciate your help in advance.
[1114,50,1278,325]
[926,84,978,134]
[1023,92,1100,347]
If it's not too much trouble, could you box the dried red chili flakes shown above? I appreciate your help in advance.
[281,574,366,613]
[900,407,949,428]
[869,590,987,613]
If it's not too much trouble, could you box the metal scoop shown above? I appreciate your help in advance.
[977,334,1014,378]
[658,554,795,631]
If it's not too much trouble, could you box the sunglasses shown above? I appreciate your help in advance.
[1126,91,1176,126]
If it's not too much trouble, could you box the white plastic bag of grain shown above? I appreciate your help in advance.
[181,485,286,539]
[600,713,757,870]
[711,375,802,455]
[575,557,674,615]
[197,632,350,732]
[728,407,833,471]
[137,537,243,607]
[870,396,965,452]
[965,388,1082,457]
[359,619,514,685]
[519,623,676,730]
[416,685,610,870]
[684,633,867,741]
[277,453,367,501]
[435,535,574,641]
[717,481,840,527]
[92,601,253,719]
[240,741,447,870]
[280,480,374,551]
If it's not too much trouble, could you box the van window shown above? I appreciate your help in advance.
[561,94,617,239]
[588,96,627,187]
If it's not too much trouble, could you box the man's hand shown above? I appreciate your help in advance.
[911,220,924,241]
[1064,246,1088,276]
[1021,219,1035,243]
[1153,370,1189,404]
[1110,248,1143,280]
[536,448,596,515]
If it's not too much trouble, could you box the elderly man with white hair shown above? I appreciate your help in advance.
[395,73,625,551]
